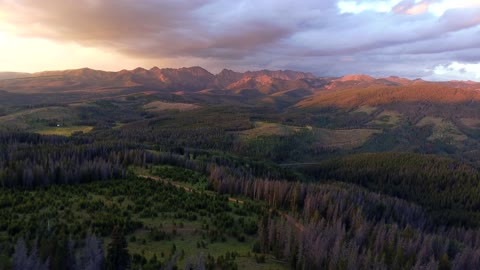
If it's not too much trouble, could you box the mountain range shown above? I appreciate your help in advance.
[1,66,480,111]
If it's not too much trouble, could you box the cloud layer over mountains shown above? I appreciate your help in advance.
[0,0,479,80]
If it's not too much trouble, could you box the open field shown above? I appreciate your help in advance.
[353,105,377,115]
[239,121,305,138]
[370,110,402,127]
[0,106,77,130]
[35,125,94,136]
[460,117,480,129]
[144,101,200,112]
[313,128,382,149]
[416,116,467,143]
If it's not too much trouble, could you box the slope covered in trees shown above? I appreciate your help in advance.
[303,152,480,226]
[3,67,480,269]
[206,163,480,269]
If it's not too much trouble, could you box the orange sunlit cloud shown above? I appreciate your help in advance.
[0,0,479,80]
[0,32,162,72]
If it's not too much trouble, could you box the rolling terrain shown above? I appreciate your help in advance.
[3,66,480,163]
[2,66,480,269]
[3,66,480,165]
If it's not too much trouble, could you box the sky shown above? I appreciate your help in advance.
[0,0,479,81]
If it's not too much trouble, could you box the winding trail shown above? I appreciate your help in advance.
[139,174,305,232]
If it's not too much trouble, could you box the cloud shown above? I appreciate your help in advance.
[0,0,300,59]
[393,0,439,15]
[338,0,403,14]
[426,61,480,81]
[0,0,479,80]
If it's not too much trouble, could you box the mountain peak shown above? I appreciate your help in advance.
[4,66,479,95]
[218,68,239,75]
[244,69,315,80]
[133,67,148,72]
[337,74,375,82]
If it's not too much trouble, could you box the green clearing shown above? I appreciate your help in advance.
[239,121,305,138]
[460,117,480,129]
[416,116,467,143]
[0,106,79,130]
[313,127,381,149]
[0,169,287,270]
[236,121,381,161]
[352,105,377,115]
[143,100,201,112]
[35,125,94,136]
[369,110,401,127]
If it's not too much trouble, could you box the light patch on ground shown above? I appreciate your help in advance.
[144,101,200,112]
[0,106,75,129]
[240,121,303,138]
[0,106,72,121]
[416,117,467,143]
[370,110,401,126]
[69,101,102,108]
[313,128,381,149]
[112,122,125,130]
[353,105,377,115]
[35,126,94,136]
[240,122,379,149]
[260,97,276,104]
[460,118,480,129]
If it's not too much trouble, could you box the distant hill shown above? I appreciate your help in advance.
[0,72,31,80]
[296,83,480,108]
[1,66,480,111]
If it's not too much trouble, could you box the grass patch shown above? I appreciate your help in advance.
[370,110,401,127]
[353,105,377,115]
[313,128,381,149]
[35,125,94,136]
[461,118,480,129]
[144,101,200,112]
[240,121,305,138]
[0,106,79,130]
[416,116,467,143]
[0,177,285,269]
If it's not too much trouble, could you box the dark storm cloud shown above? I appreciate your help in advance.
[0,0,479,78]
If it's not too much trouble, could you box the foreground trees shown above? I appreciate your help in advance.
[5,125,480,269]
[106,226,130,270]
[206,163,480,269]
[303,152,480,227]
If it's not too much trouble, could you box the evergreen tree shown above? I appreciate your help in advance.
[12,238,28,270]
[12,238,48,270]
[106,226,130,270]
[438,254,451,270]
[79,235,104,270]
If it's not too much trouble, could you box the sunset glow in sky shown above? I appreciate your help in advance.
[0,0,479,80]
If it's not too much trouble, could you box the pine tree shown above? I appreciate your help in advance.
[79,235,105,270]
[438,254,451,270]
[12,238,28,270]
[106,226,130,270]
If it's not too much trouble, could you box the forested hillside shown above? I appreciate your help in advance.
[2,67,480,269]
